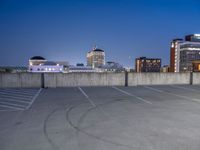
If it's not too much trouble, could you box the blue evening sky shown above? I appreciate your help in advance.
[0,0,200,68]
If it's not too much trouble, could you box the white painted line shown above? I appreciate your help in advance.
[143,86,200,103]
[78,87,96,107]
[0,109,21,112]
[0,105,23,110]
[0,90,35,96]
[0,89,38,95]
[78,87,89,98]
[0,98,30,104]
[112,86,152,104]
[26,88,42,109]
[112,86,133,96]
[0,94,32,101]
[170,85,200,92]
[0,101,26,108]
[143,86,164,93]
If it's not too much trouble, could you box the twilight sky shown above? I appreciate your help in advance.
[0,0,200,68]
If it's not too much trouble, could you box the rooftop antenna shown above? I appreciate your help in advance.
[93,43,97,50]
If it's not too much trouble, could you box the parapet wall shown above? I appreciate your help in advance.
[44,73,125,87]
[0,72,199,88]
[0,73,42,88]
[128,73,191,86]
[193,73,200,85]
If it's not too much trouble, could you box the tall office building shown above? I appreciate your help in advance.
[87,47,105,68]
[185,34,200,42]
[169,39,183,72]
[170,34,200,72]
[135,57,161,72]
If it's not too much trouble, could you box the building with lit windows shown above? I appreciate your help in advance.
[170,34,200,72]
[28,56,68,72]
[135,57,161,72]
[87,47,105,68]
[192,60,200,72]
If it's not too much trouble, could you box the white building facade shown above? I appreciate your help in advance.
[28,56,67,73]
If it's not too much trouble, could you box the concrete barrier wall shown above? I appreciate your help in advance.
[128,73,190,86]
[44,73,125,87]
[0,73,21,88]
[193,73,200,85]
[0,73,42,88]
[20,73,42,88]
[0,72,198,88]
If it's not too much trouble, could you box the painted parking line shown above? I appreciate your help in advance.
[26,88,42,109]
[0,89,39,95]
[112,86,152,104]
[170,85,200,92]
[0,90,36,96]
[0,97,30,104]
[0,104,23,111]
[0,94,32,101]
[143,86,200,103]
[0,88,42,111]
[0,101,26,109]
[78,87,96,107]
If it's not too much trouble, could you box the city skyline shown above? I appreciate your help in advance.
[1,0,200,67]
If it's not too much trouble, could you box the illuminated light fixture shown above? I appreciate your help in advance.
[57,64,59,66]
[49,68,52,71]
[30,62,33,66]
[194,34,200,36]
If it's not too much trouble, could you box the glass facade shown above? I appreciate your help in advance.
[180,50,200,72]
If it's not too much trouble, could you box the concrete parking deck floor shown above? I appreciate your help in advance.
[1,85,200,150]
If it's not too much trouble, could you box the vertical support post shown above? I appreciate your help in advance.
[190,72,193,85]
[41,73,45,88]
[125,71,128,87]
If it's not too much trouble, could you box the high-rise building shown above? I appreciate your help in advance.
[170,34,200,72]
[87,47,105,68]
[169,39,183,72]
[135,57,161,72]
[185,34,200,42]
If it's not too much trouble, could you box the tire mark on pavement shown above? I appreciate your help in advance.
[65,100,136,150]
[43,107,64,150]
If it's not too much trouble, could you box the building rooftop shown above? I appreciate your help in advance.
[30,56,46,60]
